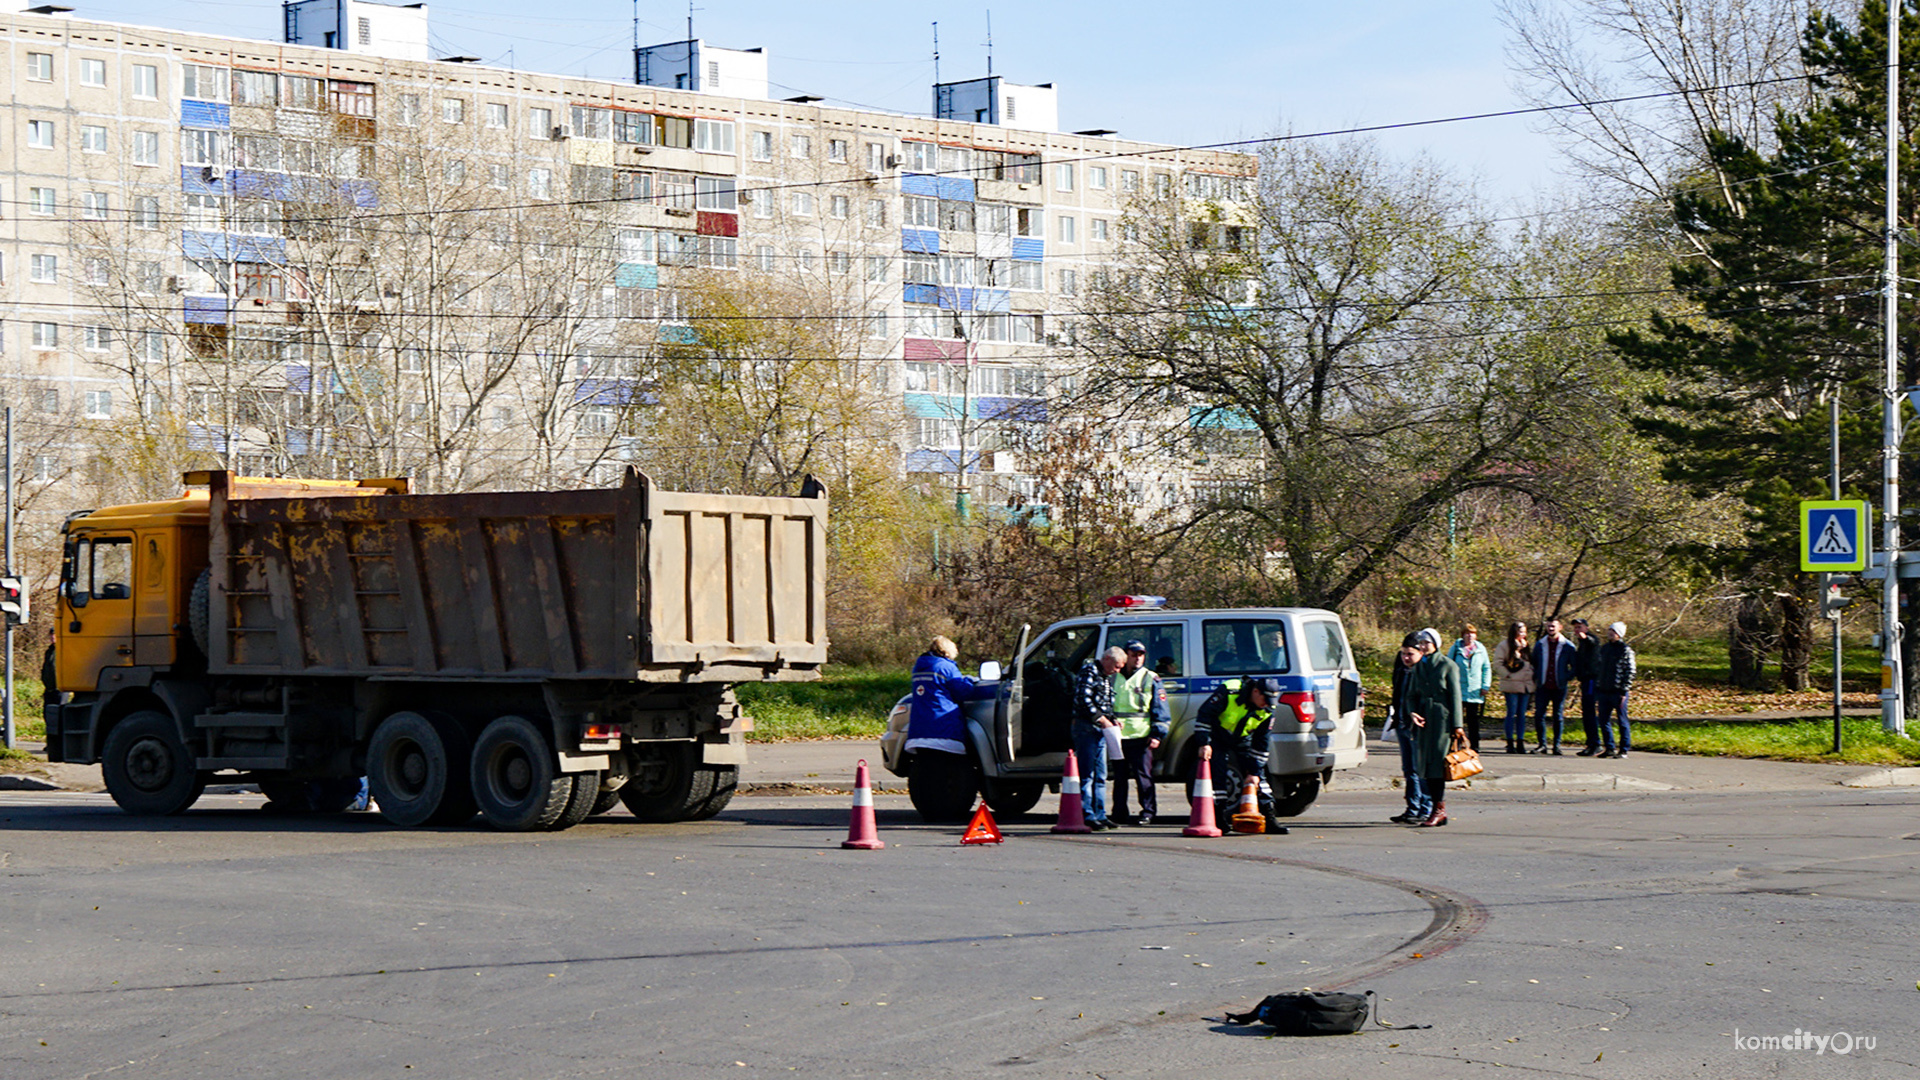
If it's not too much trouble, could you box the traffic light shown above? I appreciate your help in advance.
[1822,577,1854,620]
[0,576,26,626]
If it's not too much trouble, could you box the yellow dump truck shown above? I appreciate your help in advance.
[43,468,827,830]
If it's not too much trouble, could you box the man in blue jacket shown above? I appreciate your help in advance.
[1530,618,1579,755]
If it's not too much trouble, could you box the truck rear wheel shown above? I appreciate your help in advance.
[685,765,737,820]
[589,786,624,816]
[1270,776,1321,818]
[551,770,600,830]
[368,712,474,827]
[908,750,977,823]
[470,715,573,831]
[619,743,716,822]
[102,711,205,816]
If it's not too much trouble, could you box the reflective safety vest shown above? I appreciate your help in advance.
[1215,679,1272,738]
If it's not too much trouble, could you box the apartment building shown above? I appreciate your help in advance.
[0,3,1255,512]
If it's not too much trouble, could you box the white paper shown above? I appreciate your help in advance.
[1103,726,1125,759]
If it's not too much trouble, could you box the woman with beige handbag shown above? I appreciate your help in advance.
[1405,627,1468,827]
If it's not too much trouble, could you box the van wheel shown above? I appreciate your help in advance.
[102,711,204,816]
[1270,776,1322,818]
[983,778,1044,818]
[908,750,977,823]
[470,715,573,831]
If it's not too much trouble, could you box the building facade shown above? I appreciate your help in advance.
[0,5,1255,516]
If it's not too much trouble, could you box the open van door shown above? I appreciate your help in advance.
[997,623,1030,760]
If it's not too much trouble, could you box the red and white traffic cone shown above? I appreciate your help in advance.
[841,758,884,850]
[1183,756,1223,837]
[1231,775,1266,834]
[1051,750,1092,834]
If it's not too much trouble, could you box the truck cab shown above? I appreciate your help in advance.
[879,599,1367,822]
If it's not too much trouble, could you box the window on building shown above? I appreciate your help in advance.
[754,244,775,272]
[613,110,653,145]
[84,391,112,419]
[1089,165,1108,190]
[530,106,554,139]
[80,58,106,87]
[81,192,108,219]
[444,159,466,186]
[753,189,773,219]
[281,75,321,110]
[905,195,937,228]
[618,170,653,200]
[29,188,55,215]
[181,129,225,166]
[85,257,110,285]
[1121,169,1140,193]
[80,125,107,153]
[32,322,58,349]
[616,227,654,264]
[133,63,159,99]
[1010,314,1043,344]
[828,251,851,275]
[938,254,974,286]
[26,53,52,81]
[750,130,773,161]
[1058,215,1076,243]
[659,171,694,209]
[182,64,229,101]
[489,163,509,189]
[695,118,735,154]
[1055,163,1074,192]
[131,130,160,166]
[528,168,552,199]
[443,98,466,124]
[485,102,509,128]
[27,121,55,149]
[1008,261,1043,291]
[84,325,113,352]
[938,200,974,233]
[136,261,163,293]
[233,133,280,170]
[398,93,422,125]
[902,252,937,286]
[828,138,849,163]
[1091,218,1109,242]
[790,133,811,159]
[830,195,849,219]
[694,175,736,210]
[865,255,887,282]
[1152,171,1172,197]
[329,80,375,117]
[134,195,161,229]
[232,69,277,105]
[656,115,692,148]
[30,255,57,283]
[38,390,58,413]
[868,313,889,340]
[797,248,816,272]
[791,191,814,217]
[864,199,886,227]
[866,141,887,172]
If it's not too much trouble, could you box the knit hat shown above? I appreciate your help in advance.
[1609,621,1627,638]
[1418,627,1442,650]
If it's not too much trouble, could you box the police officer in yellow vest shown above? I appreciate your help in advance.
[1194,675,1288,835]
[1110,640,1171,825]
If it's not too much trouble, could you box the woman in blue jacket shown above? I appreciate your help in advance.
[905,636,995,821]
[1447,623,1492,751]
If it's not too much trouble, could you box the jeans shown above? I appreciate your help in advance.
[1111,736,1157,820]
[1071,726,1111,823]
[1597,691,1631,752]
[1397,730,1432,818]
[1534,684,1569,748]
[1406,773,1444,817]
[1579,678,1598,749]
[1503,692,1532,744]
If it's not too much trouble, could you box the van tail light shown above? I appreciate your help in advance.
[1279,691,1315,725]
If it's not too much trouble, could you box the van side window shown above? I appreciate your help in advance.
[1105,622,1184,677]
[1203,619,1287,674]
[1302,619,1349,671]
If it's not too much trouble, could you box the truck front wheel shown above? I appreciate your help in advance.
[102,711,205,816]
[908,750,977,823]
[470,715,573,831]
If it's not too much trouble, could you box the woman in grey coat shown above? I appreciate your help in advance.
[1404,627,1467,827]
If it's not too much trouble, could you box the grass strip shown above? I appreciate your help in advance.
[735,666,909,742]
[1632,718,1920,766]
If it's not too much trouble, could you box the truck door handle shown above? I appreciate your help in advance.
[116,645,133,657]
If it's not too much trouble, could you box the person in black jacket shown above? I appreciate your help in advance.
[1193,675,1289,834]
[1385,633,1428,823]
[1571,619,1603,756]
[1594,622,1636,758]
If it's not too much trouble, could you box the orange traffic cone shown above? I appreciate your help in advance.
[1183,756,1223,837]
[841,758,885,850]
[1051,749,1092,833]
[960,801,1004,845]
[1231,775,1266,834]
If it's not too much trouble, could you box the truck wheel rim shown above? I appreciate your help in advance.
[126,736,176,792]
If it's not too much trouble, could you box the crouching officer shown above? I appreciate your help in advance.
[1193,676,1289,835]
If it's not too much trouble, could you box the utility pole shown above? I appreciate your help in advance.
[1882,0,1907,735]
[1833,394,1845,754]
[4,406,14,751]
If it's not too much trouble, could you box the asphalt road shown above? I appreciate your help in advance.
[1,779,1917,1078]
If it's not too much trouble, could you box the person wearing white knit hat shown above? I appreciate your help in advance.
[1594,623,1636,758]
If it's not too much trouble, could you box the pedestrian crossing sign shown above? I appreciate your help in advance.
[1801,500,1870,572]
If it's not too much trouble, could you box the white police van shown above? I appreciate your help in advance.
[879,597,1367,822]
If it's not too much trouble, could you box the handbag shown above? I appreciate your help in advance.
[1445,746,1483,782]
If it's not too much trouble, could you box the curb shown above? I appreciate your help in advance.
[1839,767,1920,788]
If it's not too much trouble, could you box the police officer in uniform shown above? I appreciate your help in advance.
[1192,676,1289,835]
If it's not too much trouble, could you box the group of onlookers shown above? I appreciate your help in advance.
[1486,618,1637,757]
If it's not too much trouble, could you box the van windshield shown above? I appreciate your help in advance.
[1203,619,1288,675]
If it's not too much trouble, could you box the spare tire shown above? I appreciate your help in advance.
[188,569,211,659]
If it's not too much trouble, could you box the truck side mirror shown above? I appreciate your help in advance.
[979,660,1002,682]
[69,591,90,609]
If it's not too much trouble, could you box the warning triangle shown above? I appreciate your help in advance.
[1813,515,1854,556]
[960,802,1004,845]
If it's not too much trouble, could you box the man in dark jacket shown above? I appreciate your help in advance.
[1530,618,1579,755]
[1193,675,1289,834]
[1071,647,1126,830]
[1595,622,1637,758]
[1571,618,1603,756]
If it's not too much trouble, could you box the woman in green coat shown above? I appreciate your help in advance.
[1405,627,1467,827]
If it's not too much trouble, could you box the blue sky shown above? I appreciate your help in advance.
[70,0,1566,199]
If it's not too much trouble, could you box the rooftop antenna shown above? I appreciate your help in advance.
[688,0,695,42]
[932,20,940,86]
[984,10,993,77]
[632,0,638,51]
